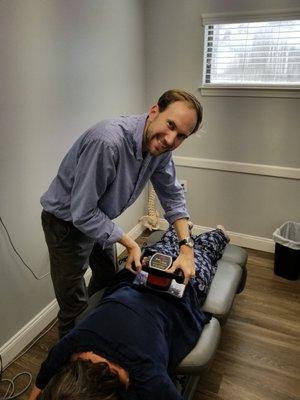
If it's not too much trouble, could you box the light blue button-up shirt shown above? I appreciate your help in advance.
[41,114,189,248]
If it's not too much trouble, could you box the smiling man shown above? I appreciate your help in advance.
[40,89,203,338]
[143,99,198,155]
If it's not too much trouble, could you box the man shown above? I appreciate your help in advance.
[41,89,203,337]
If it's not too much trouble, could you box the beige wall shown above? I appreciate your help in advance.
[145,0,300,238]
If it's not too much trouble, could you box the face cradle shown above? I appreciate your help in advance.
[143,101,198,156]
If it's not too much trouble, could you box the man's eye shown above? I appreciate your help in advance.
[167,121,175,130]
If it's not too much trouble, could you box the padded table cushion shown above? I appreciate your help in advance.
[222,244,248,269]
[201,260,242,322]
[177,317,221,374]
[221,244,248,293]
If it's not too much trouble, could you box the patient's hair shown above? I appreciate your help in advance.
[37,359,122,400]
[157,89,203,134]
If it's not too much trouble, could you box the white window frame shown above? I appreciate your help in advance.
[200,8,300,98]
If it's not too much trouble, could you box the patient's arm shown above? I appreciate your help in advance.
[27,385,41,400]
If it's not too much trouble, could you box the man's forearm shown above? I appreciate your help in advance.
[118,233,142,272]
[118,233,139,251]
[173,218,191,241]
[170,218,195,284]
[173,218,194,256]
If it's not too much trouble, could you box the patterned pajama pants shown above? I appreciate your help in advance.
[143,226,229,299]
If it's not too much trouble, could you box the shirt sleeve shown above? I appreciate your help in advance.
[70,138,124,248]
[150,154,190,225]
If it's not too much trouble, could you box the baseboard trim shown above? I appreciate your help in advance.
[0,300,59,368]
[158,218,275,253]
[0,222,145,369]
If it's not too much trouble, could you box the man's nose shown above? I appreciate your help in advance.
[165,131,177,147]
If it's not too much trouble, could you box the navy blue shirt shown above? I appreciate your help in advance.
[36,270,210,399]
[41,114,188,248]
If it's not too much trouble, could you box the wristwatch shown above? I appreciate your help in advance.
[178,237,194,248]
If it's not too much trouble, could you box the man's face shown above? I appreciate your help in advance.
[143,101,197,156]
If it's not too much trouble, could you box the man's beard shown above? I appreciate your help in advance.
[143,128,172,155]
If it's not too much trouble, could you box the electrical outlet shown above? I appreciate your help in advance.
[179,179,187,192]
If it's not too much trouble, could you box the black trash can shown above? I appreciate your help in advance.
[273,221,300,280]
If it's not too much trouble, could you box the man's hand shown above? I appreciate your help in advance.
[118,233,142,273]
[167,246,195,285]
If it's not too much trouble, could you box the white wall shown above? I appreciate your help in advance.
[0,0,146,348]
[145,0,300,241]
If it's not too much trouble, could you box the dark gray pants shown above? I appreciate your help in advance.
[41,210,117,338]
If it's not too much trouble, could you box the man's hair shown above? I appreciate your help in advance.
[37,359,123,400]
[157,89,203,134]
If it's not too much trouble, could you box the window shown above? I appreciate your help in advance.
[201,10,300,97]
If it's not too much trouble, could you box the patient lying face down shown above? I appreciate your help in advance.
[28,226,229,400]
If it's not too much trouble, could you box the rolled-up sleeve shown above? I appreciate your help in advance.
[150,154,189,225]
[70,139,124,248]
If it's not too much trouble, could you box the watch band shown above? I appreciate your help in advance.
[178,237,194,248]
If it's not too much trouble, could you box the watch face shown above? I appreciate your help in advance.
[179,237,194,247]
[186,237,194,247]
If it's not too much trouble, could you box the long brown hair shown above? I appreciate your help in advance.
[37,359,123,400]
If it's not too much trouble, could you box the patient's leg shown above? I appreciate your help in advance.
[216,224,230,241]
[193,228,229,298]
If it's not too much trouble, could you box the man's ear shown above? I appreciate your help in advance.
[147,104,159,121]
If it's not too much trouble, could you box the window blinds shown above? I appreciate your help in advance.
[203,20,300,86]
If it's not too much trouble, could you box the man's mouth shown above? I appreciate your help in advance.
[156,136,170,151]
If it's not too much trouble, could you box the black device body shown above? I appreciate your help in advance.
[141,249,184,284]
